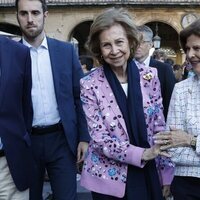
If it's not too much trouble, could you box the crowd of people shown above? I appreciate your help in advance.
[0,1,200,200]
[152,48,196,83]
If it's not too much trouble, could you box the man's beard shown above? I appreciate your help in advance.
[22,27,43,40]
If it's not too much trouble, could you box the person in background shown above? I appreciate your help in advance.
[134,25,176,119]
[79,55,94,73]
[80,8,174,200]
[182,59,195,80]
[152,49,168,63]
[0,36,33,200]
[173,64,183,82]
[154,19,200,200]
[15,0,89,199]
[165,58,175,66]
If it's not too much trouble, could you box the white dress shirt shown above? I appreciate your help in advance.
[143,56,151,68]
[23,37,60,126]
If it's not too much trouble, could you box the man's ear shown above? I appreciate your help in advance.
[149,41,153,48]
[44,11,48,19]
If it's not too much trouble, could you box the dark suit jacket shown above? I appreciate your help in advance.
[149,58,176,119]
[0,36,33,191]
[47,37,90,155]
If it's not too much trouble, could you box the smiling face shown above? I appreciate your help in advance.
[17,0,48,44]
[99,24,130,71]
[186,34,200,75]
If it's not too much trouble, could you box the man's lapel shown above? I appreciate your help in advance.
[47,37,60,98]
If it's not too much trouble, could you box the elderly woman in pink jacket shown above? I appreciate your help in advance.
[80,8,174,200]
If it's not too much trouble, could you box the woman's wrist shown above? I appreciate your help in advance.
[141,148,148,161]
[142,147,158,161]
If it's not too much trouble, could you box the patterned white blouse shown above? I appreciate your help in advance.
[167,75,200,178]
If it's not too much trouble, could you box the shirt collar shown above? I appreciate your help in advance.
[143,56,151,67]
[134,55,150,68]
[22,36,48,50]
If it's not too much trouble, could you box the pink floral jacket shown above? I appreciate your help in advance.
[80,66,174,198]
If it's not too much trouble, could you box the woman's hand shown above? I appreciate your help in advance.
[153,127,191,151]
[142,144,171,161]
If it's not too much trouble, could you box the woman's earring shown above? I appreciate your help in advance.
[100,55,104,62]
[100,55,105,64]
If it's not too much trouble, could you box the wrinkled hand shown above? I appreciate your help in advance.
[153,126,191,151]
[142,144,171,161]
[77,142,88,163]
[162,185,171,199]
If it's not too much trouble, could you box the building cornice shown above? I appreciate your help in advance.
[0,0,200,8]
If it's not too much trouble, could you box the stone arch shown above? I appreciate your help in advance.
[143,19,180,34]
[69,20,93,56]
[143,21,183,64]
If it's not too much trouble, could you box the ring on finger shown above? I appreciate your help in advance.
[164,140,169,145]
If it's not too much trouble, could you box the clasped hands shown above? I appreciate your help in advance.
[153,127,191,151]
[142,127,190,161]
[142,143,171,161]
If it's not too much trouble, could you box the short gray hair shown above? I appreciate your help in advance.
[137,25,153,42]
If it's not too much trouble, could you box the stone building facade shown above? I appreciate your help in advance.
[0,0,200,64]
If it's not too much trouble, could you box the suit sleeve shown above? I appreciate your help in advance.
[71,45,90,142]
[162,64,176,118]
[22,48,33,134]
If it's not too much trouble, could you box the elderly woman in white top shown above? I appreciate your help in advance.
[154,18,200,200]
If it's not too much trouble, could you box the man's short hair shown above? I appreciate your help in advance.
[15,0,48,12]
[137,25,153,42]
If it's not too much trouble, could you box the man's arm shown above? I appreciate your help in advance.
[70,45,90,162]
[163,63,176,118]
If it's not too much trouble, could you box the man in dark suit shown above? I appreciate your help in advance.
[0,36,33,199]
[134,25,176,119]
[16,0,90,199]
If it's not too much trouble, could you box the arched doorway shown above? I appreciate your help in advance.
[146,22,183,64]
[70,20,93,56]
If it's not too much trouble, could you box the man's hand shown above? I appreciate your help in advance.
[77,142,88,163]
